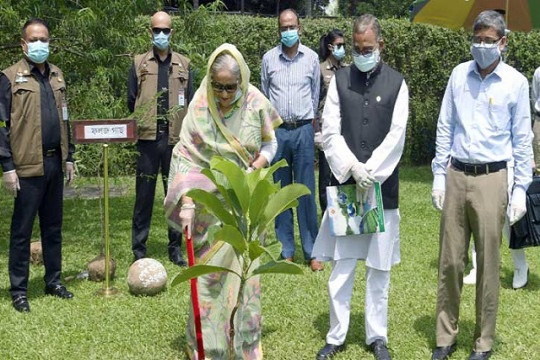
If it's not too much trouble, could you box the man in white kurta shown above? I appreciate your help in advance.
[313,14,409,360]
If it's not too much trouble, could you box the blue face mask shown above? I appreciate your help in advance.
[152,31,170,51]
[470,42,501,69]
[353,49,380,73]
[25,40,49,64]
[281,29,299,48]
[332,45,345,61]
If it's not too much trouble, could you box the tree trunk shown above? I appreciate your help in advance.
[228,278,246,360]
[306,0,312,16]
[193,0,199,9]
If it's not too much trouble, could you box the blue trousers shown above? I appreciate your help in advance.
[272,124,318,260]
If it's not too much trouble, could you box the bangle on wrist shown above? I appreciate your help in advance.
[181,203,196,210]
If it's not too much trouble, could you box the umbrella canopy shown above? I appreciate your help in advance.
[410,0,540,32]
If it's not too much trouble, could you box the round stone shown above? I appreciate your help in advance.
[87,254,116,282]
[127,258,168,296]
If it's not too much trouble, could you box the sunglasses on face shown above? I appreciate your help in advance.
[211,81,238,93]
[333,43,346,48]
[152,27,171,35]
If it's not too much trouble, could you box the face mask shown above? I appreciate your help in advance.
[25,40,49,64]
[332,45,345,61]
[353,49,380,73]
[470,42,501,69]
[281,29,299,48]
[152,31,170,51]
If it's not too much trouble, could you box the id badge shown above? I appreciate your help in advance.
[178,88,185,107]
[62,99,69,121]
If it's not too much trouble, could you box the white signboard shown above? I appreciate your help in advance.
[84,124,128,139]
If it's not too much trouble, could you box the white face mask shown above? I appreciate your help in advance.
[470,41,501,69]
[353,49,380,73]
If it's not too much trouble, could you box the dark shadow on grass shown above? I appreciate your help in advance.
[314,311,366,347]
[171,335,187,357]
[413,314,476,348]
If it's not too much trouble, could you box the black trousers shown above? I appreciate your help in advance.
[9,154,63,297]
[318,149,332,212]
[132,130,182,258]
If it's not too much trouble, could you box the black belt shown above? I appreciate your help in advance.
[44,148,58,157]
[279,119,312,130]
[451,158,506,175]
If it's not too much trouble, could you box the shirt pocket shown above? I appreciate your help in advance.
[489,103,510,131]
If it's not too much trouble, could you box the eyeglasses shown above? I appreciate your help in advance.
[352,47,377,56]
[152,27,171,35]
[279,25,298,32]
[471,36,501,45]
[211,81,238,93]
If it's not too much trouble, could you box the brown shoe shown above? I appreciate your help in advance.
[285,257,294,262]
[310,259,324,272]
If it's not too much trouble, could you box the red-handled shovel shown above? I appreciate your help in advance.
[185,227,205,359]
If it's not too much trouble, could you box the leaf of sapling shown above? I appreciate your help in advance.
[171,265,240,286]
[214,224,248,255]
[185,189,236,226]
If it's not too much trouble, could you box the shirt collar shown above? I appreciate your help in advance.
[151,47,172,63]
[468,58,505,80]
[27,60,51,78]
[278,42,304,61]
[324,58,341,71]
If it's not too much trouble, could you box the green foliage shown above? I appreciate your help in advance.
[2,2,540,171]
[171,156,306,286]
[171,156,305,359]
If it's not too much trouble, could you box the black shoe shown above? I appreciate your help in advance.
[468,351,491,360]
[369,339,391,360]
[432,344,457,360]
[169,253,187,267]
[12,295,30,313]
[45,285,74,299]
[316,343,346,359]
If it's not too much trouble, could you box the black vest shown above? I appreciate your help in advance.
[329,63,404,209]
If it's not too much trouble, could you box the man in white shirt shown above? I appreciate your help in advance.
[313,14,408,360]
[431,10,532,360]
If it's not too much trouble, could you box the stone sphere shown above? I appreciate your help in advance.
[87,254,116,282]
[127,258,168,296]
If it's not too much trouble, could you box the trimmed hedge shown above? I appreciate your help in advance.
[2,9,540,175]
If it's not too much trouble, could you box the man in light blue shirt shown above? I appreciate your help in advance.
[261,8,322,271]
[430,10,532,360]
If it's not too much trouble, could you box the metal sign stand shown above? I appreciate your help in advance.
[95,144,119,297]
[72,119,137,298]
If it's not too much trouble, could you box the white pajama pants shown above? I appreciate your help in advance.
[326,258,391,346]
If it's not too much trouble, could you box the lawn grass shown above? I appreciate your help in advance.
[1,166,539,359]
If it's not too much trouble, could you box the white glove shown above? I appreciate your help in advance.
[66,162,75,186]
[350,162,375,190]
[2,170,20,197]
[431,189,445,211]
[180,204,196,238]
[509,190,527,226]
[314,132,323,149]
